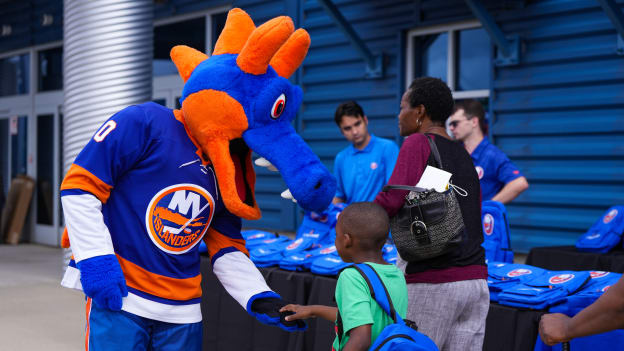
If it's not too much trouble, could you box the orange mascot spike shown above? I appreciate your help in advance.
[212,8,256,55]
[237,16,294,75]
[269,28,311,78]
[170,45,209,82]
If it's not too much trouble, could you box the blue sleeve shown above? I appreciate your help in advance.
[495,152,523,185]
[384,141,399,183]
[72,105,152,186]
[334,152,345,199]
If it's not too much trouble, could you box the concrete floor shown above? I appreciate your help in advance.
[0,244,84,350]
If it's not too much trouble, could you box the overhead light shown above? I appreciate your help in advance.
[1,25,11,37]
[42,14,54,26]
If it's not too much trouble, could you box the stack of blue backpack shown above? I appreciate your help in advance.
[487,261,619,311]
[243,203,399,276]
[481,201,514,264]
[575,205,624,253]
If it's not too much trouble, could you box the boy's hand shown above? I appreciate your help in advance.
[280,304,315,321]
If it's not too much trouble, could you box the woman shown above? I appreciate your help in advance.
[374,77,488,351]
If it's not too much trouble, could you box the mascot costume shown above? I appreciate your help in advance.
[59,8,336,350]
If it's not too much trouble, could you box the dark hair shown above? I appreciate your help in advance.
[334,101,365,126]
[406,77,454,125]
[337,202,389,251]
[454,99,488,135]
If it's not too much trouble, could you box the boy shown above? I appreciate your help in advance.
[280,202,407,351]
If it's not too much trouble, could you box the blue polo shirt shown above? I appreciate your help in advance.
[334,135,399,204]
[471,138,523,201]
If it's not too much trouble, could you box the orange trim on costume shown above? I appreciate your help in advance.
[61,227,70,248]
[85,298,92,351]
[270,28,311,79]
[203,228,249,258]
[116,254,202,301]
[170,45,208,83]
[237,16,294,75]
[173,109,210,165]
[212,8,256,55]
[61,164,113,204]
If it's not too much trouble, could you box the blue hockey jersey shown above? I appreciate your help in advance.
[61,103,270,323]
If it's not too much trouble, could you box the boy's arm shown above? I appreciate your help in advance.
[343,324,372,351]
[281,304,337,322]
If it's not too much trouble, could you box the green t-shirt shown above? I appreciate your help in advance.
[332,263,408,351]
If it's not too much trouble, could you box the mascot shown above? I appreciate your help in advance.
[59,8,336,350]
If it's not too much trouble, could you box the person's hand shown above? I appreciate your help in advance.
[280,304,315,321]
[249,295,307,331]
[539,313,572,346]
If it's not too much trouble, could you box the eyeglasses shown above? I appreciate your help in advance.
[448,120,465,128]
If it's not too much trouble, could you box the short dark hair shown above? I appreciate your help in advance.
[406,77,454,125]
[334,101,365,126]
[337,202,389,251]
[454,99,488,135]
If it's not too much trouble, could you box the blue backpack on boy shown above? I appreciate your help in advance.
[342,264,439,351]
[576,205,624,253]
[481,201,514,263]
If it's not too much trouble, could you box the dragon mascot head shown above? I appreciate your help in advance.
[170,8,335,220]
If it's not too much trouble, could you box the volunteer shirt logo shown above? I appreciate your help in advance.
[507,268,532,277]
[483,214,494,235]
[603,209,618,224]
[549,274,574,285]
[145,184,215,254]
[370,162,378,170]
[476,166,484,179]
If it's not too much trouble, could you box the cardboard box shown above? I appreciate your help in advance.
[2,175,35,245]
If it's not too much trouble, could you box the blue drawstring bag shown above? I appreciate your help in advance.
[340,264,439,350]
[310,253,350,276]
[481,201,514,263]
[249,240,292,267]
[487,262,547,302]
[382,243,398,265]
[246,235,290,250]
[576,205,624,253]
[498,270,591,310]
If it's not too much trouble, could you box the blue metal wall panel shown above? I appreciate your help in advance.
[490,0,624,252]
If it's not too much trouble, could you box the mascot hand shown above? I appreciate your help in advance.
[248,292,307,331]
[77,255,128,311]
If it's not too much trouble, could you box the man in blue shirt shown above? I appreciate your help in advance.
[449,99,529,203]
[332,101,399,204]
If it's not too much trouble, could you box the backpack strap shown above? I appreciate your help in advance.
[351,263,404,325]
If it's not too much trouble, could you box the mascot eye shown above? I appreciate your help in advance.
[271,94,286,119]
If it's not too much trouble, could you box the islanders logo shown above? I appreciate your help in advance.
[590,271,609,279]
[603,209,618,224]
[507,268,532,277]
[549,274,574,285]
[145,184,215,254]
[483,214,494,235]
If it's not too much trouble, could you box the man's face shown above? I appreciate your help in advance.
[339,115,369,147]
[448,109,477,141]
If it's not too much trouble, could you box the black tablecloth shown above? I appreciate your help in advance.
[526,246,624,273]
[200,256,544,351]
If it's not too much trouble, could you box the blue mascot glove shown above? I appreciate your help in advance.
[247,291,307,332]
[77,254,128,311]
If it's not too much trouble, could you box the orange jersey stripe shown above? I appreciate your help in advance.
[116,254,202,301]
[85,298,92,351]
[203,228,249,257]
[61,164,113,203]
